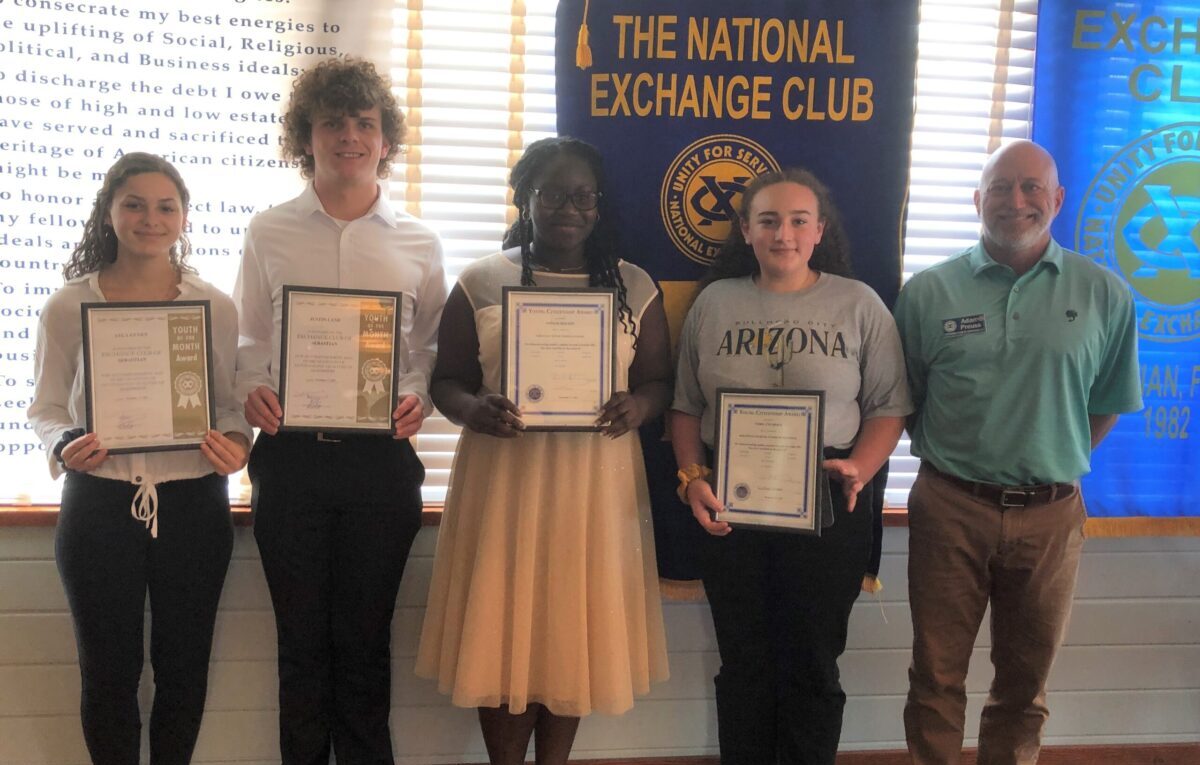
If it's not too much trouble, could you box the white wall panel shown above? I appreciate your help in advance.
[1,526,1197,764]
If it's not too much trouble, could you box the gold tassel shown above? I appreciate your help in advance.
[575,0,592,69]
[861,574,883,594]
[576,23,592,69]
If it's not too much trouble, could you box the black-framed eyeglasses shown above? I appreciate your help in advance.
[533,188,602,211]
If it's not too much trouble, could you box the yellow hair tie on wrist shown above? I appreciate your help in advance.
[676,464,712,504]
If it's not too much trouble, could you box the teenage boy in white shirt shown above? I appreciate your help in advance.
[233,57,447,765]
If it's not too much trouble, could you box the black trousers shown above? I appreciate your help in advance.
[56,471,233,765]
[699,473,873,765]
[249,432,425,765]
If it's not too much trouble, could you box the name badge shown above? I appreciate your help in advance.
[942,314,985,337]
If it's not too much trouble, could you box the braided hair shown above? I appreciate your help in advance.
[502,136,637,341]
[700,168,853,291]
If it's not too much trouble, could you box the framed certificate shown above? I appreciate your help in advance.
[500,287,617,431]
[81,301,215,455]
[713,388,826,533]
[278,286,402,434]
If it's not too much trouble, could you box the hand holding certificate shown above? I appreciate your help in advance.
[500,287,617,431]
[82,301,215,454]
[713,388,827,533]
[278,286,402,435]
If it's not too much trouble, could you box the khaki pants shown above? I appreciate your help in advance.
[903,464,1086,765]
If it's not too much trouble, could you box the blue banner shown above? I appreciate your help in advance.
[1033,1,1200,519]
[555,0,919,309]
[554,1,919,579]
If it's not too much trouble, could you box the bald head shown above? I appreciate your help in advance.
[974,140,1065,271]
[979,140,1060,193]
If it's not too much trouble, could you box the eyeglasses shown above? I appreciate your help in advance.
[533,188,602,211]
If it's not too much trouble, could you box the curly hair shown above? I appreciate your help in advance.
[700,168,853,291]
[281,57,405,179]
[63,152,194,280]
[502,136,637,341]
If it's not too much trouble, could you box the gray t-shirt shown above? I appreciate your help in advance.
[673,274,913,449]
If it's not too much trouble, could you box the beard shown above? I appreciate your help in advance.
[981,213,1052,254]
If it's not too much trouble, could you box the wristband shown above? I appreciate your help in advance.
[53,428,86,470]
[676,463,712,504]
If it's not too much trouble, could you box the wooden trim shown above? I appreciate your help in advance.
[1085,516,1200,537]
[882,507,908,526]
[0,504,447,527]
[5,504,1200,537]
[565,743,1200,764]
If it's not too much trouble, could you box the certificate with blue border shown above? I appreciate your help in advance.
[500,287,617,431]
[714,388,825,534]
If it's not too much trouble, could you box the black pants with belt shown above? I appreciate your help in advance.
[698,449,873,765]
[56,471,233,765]
[249,431,425,765]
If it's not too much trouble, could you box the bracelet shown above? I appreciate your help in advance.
[676,463,712,504]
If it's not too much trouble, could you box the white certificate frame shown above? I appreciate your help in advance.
[278,285,402,435]
[500,287,617,432]
[713,387,826,534]
[81,300,216,455]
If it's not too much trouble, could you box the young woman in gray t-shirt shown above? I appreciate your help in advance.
[671,169,911,764]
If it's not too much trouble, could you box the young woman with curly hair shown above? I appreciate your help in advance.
[29,152,251,765]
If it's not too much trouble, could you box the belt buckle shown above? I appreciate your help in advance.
[999,489,1028,508]
[315,431,342,444]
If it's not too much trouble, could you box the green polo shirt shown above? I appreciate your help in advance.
[894,239,1142,485]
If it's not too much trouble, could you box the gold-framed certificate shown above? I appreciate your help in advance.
[714,388,826,534]
[500,287,617,431]
[81,301,215,455]
[278,286,401,435]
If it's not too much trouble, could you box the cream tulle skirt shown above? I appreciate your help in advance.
[415,429,669,716]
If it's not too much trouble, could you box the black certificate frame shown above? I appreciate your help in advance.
[278,285,404,436]
[500,286,618,432]
[713,387,827,534]
[81,300,216,456]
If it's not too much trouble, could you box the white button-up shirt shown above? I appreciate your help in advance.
[233,183,447,413]
[28,272,252,486]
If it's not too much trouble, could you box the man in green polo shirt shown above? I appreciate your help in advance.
[894,140,1142,765]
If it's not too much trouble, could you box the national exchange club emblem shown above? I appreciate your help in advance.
[660,134,781,266]
[1077,122,1200,342]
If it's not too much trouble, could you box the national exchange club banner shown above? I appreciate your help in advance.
[554,2,919,582]
[555,0,919,311]
[1033,0,1200,529]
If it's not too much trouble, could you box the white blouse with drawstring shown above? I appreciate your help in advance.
[28,271,251,537]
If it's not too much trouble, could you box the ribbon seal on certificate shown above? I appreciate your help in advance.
[361,358,389,395]
[174,371,203,409]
